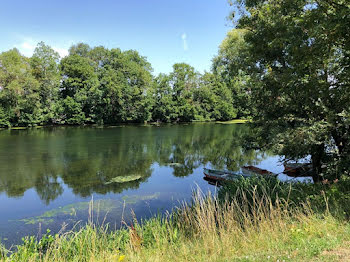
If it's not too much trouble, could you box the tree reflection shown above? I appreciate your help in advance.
[35,175,63,205]
[0,123,267,204]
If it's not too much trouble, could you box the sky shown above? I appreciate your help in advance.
[0,0,233,75]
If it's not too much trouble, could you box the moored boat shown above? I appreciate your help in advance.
[241,166,277,177]
[283,162,313,176]
[203,168,249,182]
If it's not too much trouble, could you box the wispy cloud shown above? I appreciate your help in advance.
[15,37,69,58]
[181,33,188,51]
[52,47,69,58]
[16,39,36,57]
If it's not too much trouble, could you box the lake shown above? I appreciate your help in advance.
[0,123,306,247]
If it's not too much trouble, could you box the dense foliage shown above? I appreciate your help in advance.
[0,43,243,127]
[226,0,350,181]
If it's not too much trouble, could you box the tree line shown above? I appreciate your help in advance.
[0,42,250,127]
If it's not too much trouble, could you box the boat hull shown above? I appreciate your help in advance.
[203,168,248,182]
[283,163,313,177]
[241,166,277,177]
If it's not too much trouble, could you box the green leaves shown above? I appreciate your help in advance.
[152,64,238,122]
[213,29,254,118]
[229,0,350,180]
[0,49,41,127]
[0,40,243,127]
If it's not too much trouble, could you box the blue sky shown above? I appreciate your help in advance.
[1,0,233,75]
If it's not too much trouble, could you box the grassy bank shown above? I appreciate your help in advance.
[1,178,350,261]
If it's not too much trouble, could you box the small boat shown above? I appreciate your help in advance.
[241,166,277,177]
[203,168,250,182]
[203,176,221,186]
[283,163,313,176]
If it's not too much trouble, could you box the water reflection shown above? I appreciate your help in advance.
[0,123,265,204]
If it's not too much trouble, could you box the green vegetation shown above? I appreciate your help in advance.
[1,177,350,261]
[225,0,350,182]
[216,119,249,124]
[104,174,142,185]
[219,176,350,219]
[0,43,245,128]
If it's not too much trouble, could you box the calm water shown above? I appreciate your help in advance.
[0,123,301,246]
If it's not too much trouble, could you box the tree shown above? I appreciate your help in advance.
[0,49,41,127]
[152,73,177,122]
[195,72,237,121]
[213,29,254,118]
[30,42,61,124]
[152,63,238,122]
[169,63,199,121]
[68,42,91,57]
[59,52,99,124]
[0,107,10,127]
[230,0,350,181]
[101,48,154,123]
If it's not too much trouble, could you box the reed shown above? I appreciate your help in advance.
[2,180,350,261]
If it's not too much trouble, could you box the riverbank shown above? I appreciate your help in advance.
[0,119,249,131]
[2,177,350,262]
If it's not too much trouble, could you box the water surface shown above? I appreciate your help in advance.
[0,123,289,246]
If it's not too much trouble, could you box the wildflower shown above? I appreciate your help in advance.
[118,255,126,262]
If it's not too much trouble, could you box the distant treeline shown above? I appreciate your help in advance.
[0,42,251,127]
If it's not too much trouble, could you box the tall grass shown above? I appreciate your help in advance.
[2,178,350,261]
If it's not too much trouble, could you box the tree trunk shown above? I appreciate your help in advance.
[332,130,346,155]
[311,144,325,183]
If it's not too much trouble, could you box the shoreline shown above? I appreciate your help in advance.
[0,119,250,131]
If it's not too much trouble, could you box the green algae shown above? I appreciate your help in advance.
[104,174,142,184]
[122,192,160,204]
[17,193,160,225]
